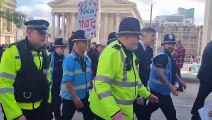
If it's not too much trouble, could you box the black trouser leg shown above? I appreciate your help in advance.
[191,83,212,120]
[146,90,177,120]
[159,93,177,120]
[61,99,76,120]
[52,86,62,119]
[133,99,147,120]
[81,96,94,120]
[93,114,105,120]
[145,92,160,120]
[176,67,181,78]
[22,105,48,120]
[54,107,62,119]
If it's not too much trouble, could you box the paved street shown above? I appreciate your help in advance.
[71,82,212,120]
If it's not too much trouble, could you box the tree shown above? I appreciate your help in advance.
[0,0,26,29]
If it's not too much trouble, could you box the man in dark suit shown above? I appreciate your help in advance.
[191,41,212,120]
[133,27,156,120]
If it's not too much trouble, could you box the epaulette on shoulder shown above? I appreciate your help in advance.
[9,40,25,48]
[112,44,121,50]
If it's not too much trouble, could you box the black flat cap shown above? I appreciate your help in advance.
[71,30,87,42]
[25,19,49,34]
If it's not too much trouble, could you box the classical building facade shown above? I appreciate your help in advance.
[0,0,16,45]
[48,0,144,45]
[156,25,203,60]
[201,0,212,56]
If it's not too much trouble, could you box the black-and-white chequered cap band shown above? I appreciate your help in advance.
[27,24,47,28]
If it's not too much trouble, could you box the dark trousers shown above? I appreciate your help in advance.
[62,96,94,120]
[51,86,62,119]
[93,114,105,120]
[176,67,181,78]
[191,83,212,120]
[133,99,147,120]
[22,103,52,120]
[145,90,177,120]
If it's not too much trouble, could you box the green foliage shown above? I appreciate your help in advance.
[0,0,27,28]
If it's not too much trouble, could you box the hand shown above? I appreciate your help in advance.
[73,95,84,109]
[112,111,127,120]
[148,94,159,103]
[17,115,27,120]
[170,85,178,96]
[208,111,212,117]
[179,80,186,90]
[136,97,144,105]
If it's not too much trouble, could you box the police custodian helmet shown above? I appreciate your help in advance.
[117,17,141,36]
[162,34,176,45]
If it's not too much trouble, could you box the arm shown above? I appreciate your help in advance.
[0,47,23,120]
[176,74,186,89]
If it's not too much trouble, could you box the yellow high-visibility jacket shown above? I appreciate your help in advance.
[0,40,51,120]
[89,40,151,120]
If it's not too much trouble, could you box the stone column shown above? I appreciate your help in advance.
[109,13,114,32]
[51,12,55,42]
[116,13,120,32]
[71,13,76,33]
[57,14,61,37]
[201,0,212,56]
[62,13,66,39]
[104,13,108,39]
[66,14,71,40]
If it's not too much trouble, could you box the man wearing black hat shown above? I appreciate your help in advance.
[0,19,52,120]
[107,32,118,45]
[133,27,156,120]
[50,38,67,120]
[61,30,94,120]
[146,34,186,120]
[89,17,159,120]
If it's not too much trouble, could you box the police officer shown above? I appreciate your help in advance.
[107,32,118,45]
[0,20,51,120]
[61,30,94,120]
[146,34,186,120]
[50,38,67,120]
[89,17,159,120]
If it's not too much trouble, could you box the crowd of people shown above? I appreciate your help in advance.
[0,16,211,120]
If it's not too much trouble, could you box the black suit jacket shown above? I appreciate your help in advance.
[197,41,212,84]
[134,43,153,86]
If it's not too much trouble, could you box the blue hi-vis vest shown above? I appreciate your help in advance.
[61,52,92,100]
[148,51,174,95]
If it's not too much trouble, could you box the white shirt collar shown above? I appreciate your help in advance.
[139,40,146,51]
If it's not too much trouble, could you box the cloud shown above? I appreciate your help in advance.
[129,0,205,25]
[17,0,205,25]
[17,0,53,23]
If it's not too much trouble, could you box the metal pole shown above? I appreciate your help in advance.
[150,4,153,27]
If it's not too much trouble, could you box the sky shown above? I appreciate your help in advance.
[17,0,206,25]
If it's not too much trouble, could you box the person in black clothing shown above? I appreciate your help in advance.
[91,44,103,78]
[87,42,97,59]
[107,32,118,45]
[133,27,156,120]
[0,45,5,62]
[50,38,67,120]
[191,40,212,120]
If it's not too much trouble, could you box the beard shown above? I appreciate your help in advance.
[126,45,138,51]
